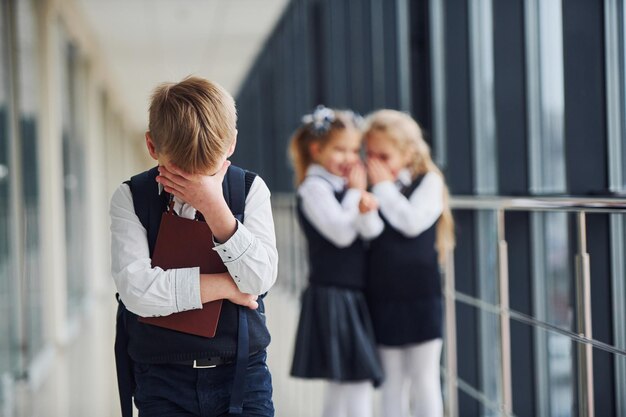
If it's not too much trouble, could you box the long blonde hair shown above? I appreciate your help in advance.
[289,107,361,185]
[364,109,455,264]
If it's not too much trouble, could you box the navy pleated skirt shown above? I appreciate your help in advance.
[290,285,384,387]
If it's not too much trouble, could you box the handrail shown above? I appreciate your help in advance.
[449,194,606,417]
[454,291,626,358]
[270,192,621,417]
[451,195,626,212]
[276,192,626,211]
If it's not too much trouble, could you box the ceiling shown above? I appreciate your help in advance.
[76,0,289,132]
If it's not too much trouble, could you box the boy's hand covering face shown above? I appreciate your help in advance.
[156,160,231,212]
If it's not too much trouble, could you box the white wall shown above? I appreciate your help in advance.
[4,0,149,415]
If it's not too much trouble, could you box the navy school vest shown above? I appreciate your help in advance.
[366,176,441,302]
[296,186,367,289]
[118,165,270,363]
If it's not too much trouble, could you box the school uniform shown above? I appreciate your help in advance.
[110,165,278,417]
[366,168,445,417]
[366,169,444,345]
[290,164,383,387]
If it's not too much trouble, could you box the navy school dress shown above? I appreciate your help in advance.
[366,175,443,347]
[290,187,384,387]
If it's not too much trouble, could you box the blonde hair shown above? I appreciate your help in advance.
[364,109,455,264]
[148,76,237,174]
[289,109,361,185]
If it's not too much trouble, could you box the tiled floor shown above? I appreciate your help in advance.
[15,286,384,417]
[265,287,384,417]
[264,289,325,417]
[20,292,121,417]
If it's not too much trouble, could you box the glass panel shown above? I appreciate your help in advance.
[429,0,447,169]
[370,0,386,109]
[623,1,626,191]
[532,323,576,417]
[476,210,501,416]
[605,0,626,193]
[16,0,43,365]
[532,212,574,417]
[471,2,501,411]
[469,0,497,195]
[525,0,566,194]
[396,0,411,111]
[59,30,87,316]
[526,1,571,414]
[611,214,626,417]
[0,0,15,408]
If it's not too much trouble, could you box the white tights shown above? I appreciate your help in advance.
[322,381,372,417]
[379,339,443,417]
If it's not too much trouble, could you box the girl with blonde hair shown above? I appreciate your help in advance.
[363,109,454,417]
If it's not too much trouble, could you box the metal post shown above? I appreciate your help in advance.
[497,210,513,416]
[444,248,458,417]
[575,211,594,417]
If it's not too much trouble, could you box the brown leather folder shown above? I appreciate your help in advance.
[138,210,224,338]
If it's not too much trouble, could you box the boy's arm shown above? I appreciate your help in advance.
[200,273,258,309]
[156,165,278,295]
[210,176,278,295]
[110,183,203,317]
[111,182,259,317]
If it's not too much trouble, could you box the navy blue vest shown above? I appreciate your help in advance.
[120,166,270,363]
[366,176,441,302]
[297,188,366,289]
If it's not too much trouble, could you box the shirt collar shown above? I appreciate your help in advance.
[306,164,346,192]
[158,180,188,210]
[396,168,413,187]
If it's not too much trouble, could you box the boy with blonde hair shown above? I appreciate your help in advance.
[111,76,277,417]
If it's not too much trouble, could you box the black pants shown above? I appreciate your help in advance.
[133,351,274,417]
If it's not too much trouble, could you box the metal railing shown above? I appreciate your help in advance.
[445,196,626,417]
[271,193,626,417]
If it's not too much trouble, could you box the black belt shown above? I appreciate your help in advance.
[174,348,261,368]
[164,308,250,415]
[173,356,235,368]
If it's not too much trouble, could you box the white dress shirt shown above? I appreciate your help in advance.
[110,174,278,318]
[371,169,444,238]
[297,164,383,247]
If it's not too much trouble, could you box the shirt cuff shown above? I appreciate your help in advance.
[212,219,253,264]
[372,181,397,200]
[343,188,362,208]
[174,266,202,311]
[357,210,384,239]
